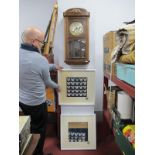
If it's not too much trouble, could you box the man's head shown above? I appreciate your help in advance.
[22,27,45,50]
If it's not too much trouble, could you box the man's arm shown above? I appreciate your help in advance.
[49,64,56,71]
[42,60,59,89]
[49,64,63,71]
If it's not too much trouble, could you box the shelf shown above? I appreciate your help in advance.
[104,74,135,98]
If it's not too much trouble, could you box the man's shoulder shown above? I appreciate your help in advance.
[35,53,47,62]
[34,53,49,66]
[19,48,48,64]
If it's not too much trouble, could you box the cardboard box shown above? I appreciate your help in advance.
[103,31,117,75]
[107,86,121,110]
[105,63,116,76]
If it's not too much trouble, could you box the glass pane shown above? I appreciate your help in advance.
[66,77,87,97]
[68,122,88,142]
[68,39,86,58]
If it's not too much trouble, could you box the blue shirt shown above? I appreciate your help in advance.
[19,44,58,106]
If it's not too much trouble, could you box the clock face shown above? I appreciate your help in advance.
[69,22,84,36]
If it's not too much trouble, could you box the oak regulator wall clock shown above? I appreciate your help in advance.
[63,8,90,65]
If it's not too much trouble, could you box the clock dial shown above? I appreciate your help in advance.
[69,22,84,36]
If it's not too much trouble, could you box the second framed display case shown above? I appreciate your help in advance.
[60,114,96,150]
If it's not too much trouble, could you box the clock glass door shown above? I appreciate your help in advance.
[68,39,86,59]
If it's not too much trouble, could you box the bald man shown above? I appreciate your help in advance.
[19,27,61,155]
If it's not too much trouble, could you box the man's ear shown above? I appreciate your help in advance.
[31,40,36,46]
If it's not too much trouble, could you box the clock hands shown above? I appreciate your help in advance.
[70,22,83,35]
[72,26,82,33]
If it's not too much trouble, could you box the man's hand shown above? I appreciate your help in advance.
[55,65,63,71]
[55,85,61,92]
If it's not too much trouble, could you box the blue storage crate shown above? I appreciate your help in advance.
[115,63,135,86]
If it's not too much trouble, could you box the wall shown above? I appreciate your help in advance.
[19,0,57,40]
[19,0,135,111]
